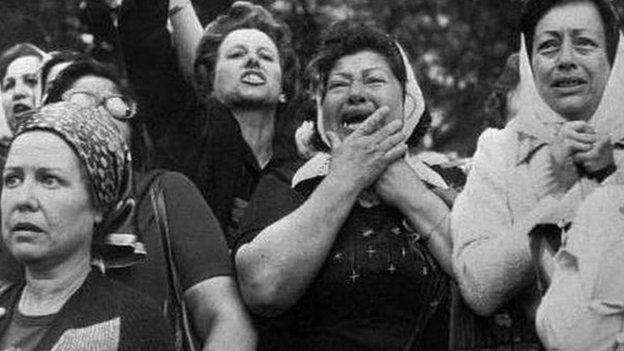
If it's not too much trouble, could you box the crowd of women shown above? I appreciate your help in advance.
[0,0,622,349]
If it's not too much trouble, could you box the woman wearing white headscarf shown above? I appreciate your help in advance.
[232,21,462,351]
[452,0,624,348]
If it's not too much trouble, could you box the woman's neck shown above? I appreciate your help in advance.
[231,107,276,169]
[20,254,91,316]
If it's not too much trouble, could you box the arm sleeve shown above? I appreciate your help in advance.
[118,0,202,168]
[451,129,536,316]
[231,170,307,255]
[159,172,233,291]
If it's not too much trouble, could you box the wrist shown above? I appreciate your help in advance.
[169,0,191,17]
[322,173,362,203]
[586,162,616,182]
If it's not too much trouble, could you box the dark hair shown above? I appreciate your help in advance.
[194,1,300,103]
[40,50,86,95]
[521,0,620,65]
[44,58,154,171]
[0,43,45,85]
[306,21,431,149]
[306,21,407,98]
[483,53,520,129]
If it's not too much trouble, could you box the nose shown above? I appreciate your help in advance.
[244,52,261,69]
[556,40,577,71]
[347,81,367,105]
[11,181,39,213]
[13,81,30,101]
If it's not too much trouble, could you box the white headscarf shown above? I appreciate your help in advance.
[292,42,448,190]
[506,3,624,220]
[509,15,624,158]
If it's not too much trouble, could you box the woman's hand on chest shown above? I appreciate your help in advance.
[374,159,429,210]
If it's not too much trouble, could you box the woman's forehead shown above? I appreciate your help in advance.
[329,50,393,76]
[7,131,78,171]
[535,0,605,36]
[220,28,278,52]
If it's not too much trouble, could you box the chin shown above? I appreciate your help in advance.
[551,99,595,121]
[8,245,50,265]
[230,95,278,109]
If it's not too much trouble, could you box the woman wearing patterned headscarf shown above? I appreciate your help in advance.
[0,102,174,350]
[233,21,464,351]
[40,58,256,350]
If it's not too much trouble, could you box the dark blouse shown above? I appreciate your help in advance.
[118,0,298,246]
[233,163,463,351]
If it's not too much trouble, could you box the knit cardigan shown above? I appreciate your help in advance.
[0,269,174,351]
[452,124,624,318]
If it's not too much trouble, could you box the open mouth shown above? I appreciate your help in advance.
[340,109,374,131]
[12,222,44,233]
[12,103,32,115]
[241,71,266,85]
[552,77,587,88]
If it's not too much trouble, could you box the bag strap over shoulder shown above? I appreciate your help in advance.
[149,179,198,351]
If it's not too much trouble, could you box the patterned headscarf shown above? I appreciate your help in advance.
[13,102,144,267]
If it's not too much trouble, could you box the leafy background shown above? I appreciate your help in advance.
[1,0,622,156]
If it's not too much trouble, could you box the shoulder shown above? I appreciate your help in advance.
[136,170,200,200]
[475,128,518,161]
[468,127,520,177]
[154,171,196,192]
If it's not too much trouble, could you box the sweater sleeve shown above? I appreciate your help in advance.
[451,129,537,316]
[118,0,202,170]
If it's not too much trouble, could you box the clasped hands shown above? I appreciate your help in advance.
[326,106,426,207]
[551,121,614,176]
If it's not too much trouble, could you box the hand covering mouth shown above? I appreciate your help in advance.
[340,108,375,130]
[551,76,587,88]
[12,103,32,115]
[12,222,44,233]
[241,71,266,85]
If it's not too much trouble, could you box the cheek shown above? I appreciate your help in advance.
[531,56,551,85]
[44,193,97,238]
[375,88,404,122]
[32,87,42,106]
[212,63,236,93]
[269,64,283,88]
[2,90,11,108]
[589,58,611,91]
[321,95,342,128]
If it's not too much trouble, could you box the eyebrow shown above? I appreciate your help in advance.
[225,45,248,52]
[329,67,389,78]
[362,67,390,75]
[540,27,599,37]
[328,71,353,80]
[3,166,64,173]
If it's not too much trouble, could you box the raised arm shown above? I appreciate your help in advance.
[118,0,199,168]
[235,108,406,317]
[168,0,203,81]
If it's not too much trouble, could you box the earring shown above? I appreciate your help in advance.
[278,93,287,104]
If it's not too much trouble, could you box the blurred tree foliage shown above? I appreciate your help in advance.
[1,0,623,155]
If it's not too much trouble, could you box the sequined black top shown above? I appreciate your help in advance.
[234,162,464,351]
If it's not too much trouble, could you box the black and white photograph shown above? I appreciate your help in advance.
[0,0,622,350]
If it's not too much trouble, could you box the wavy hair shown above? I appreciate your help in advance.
[194,1,300,103]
